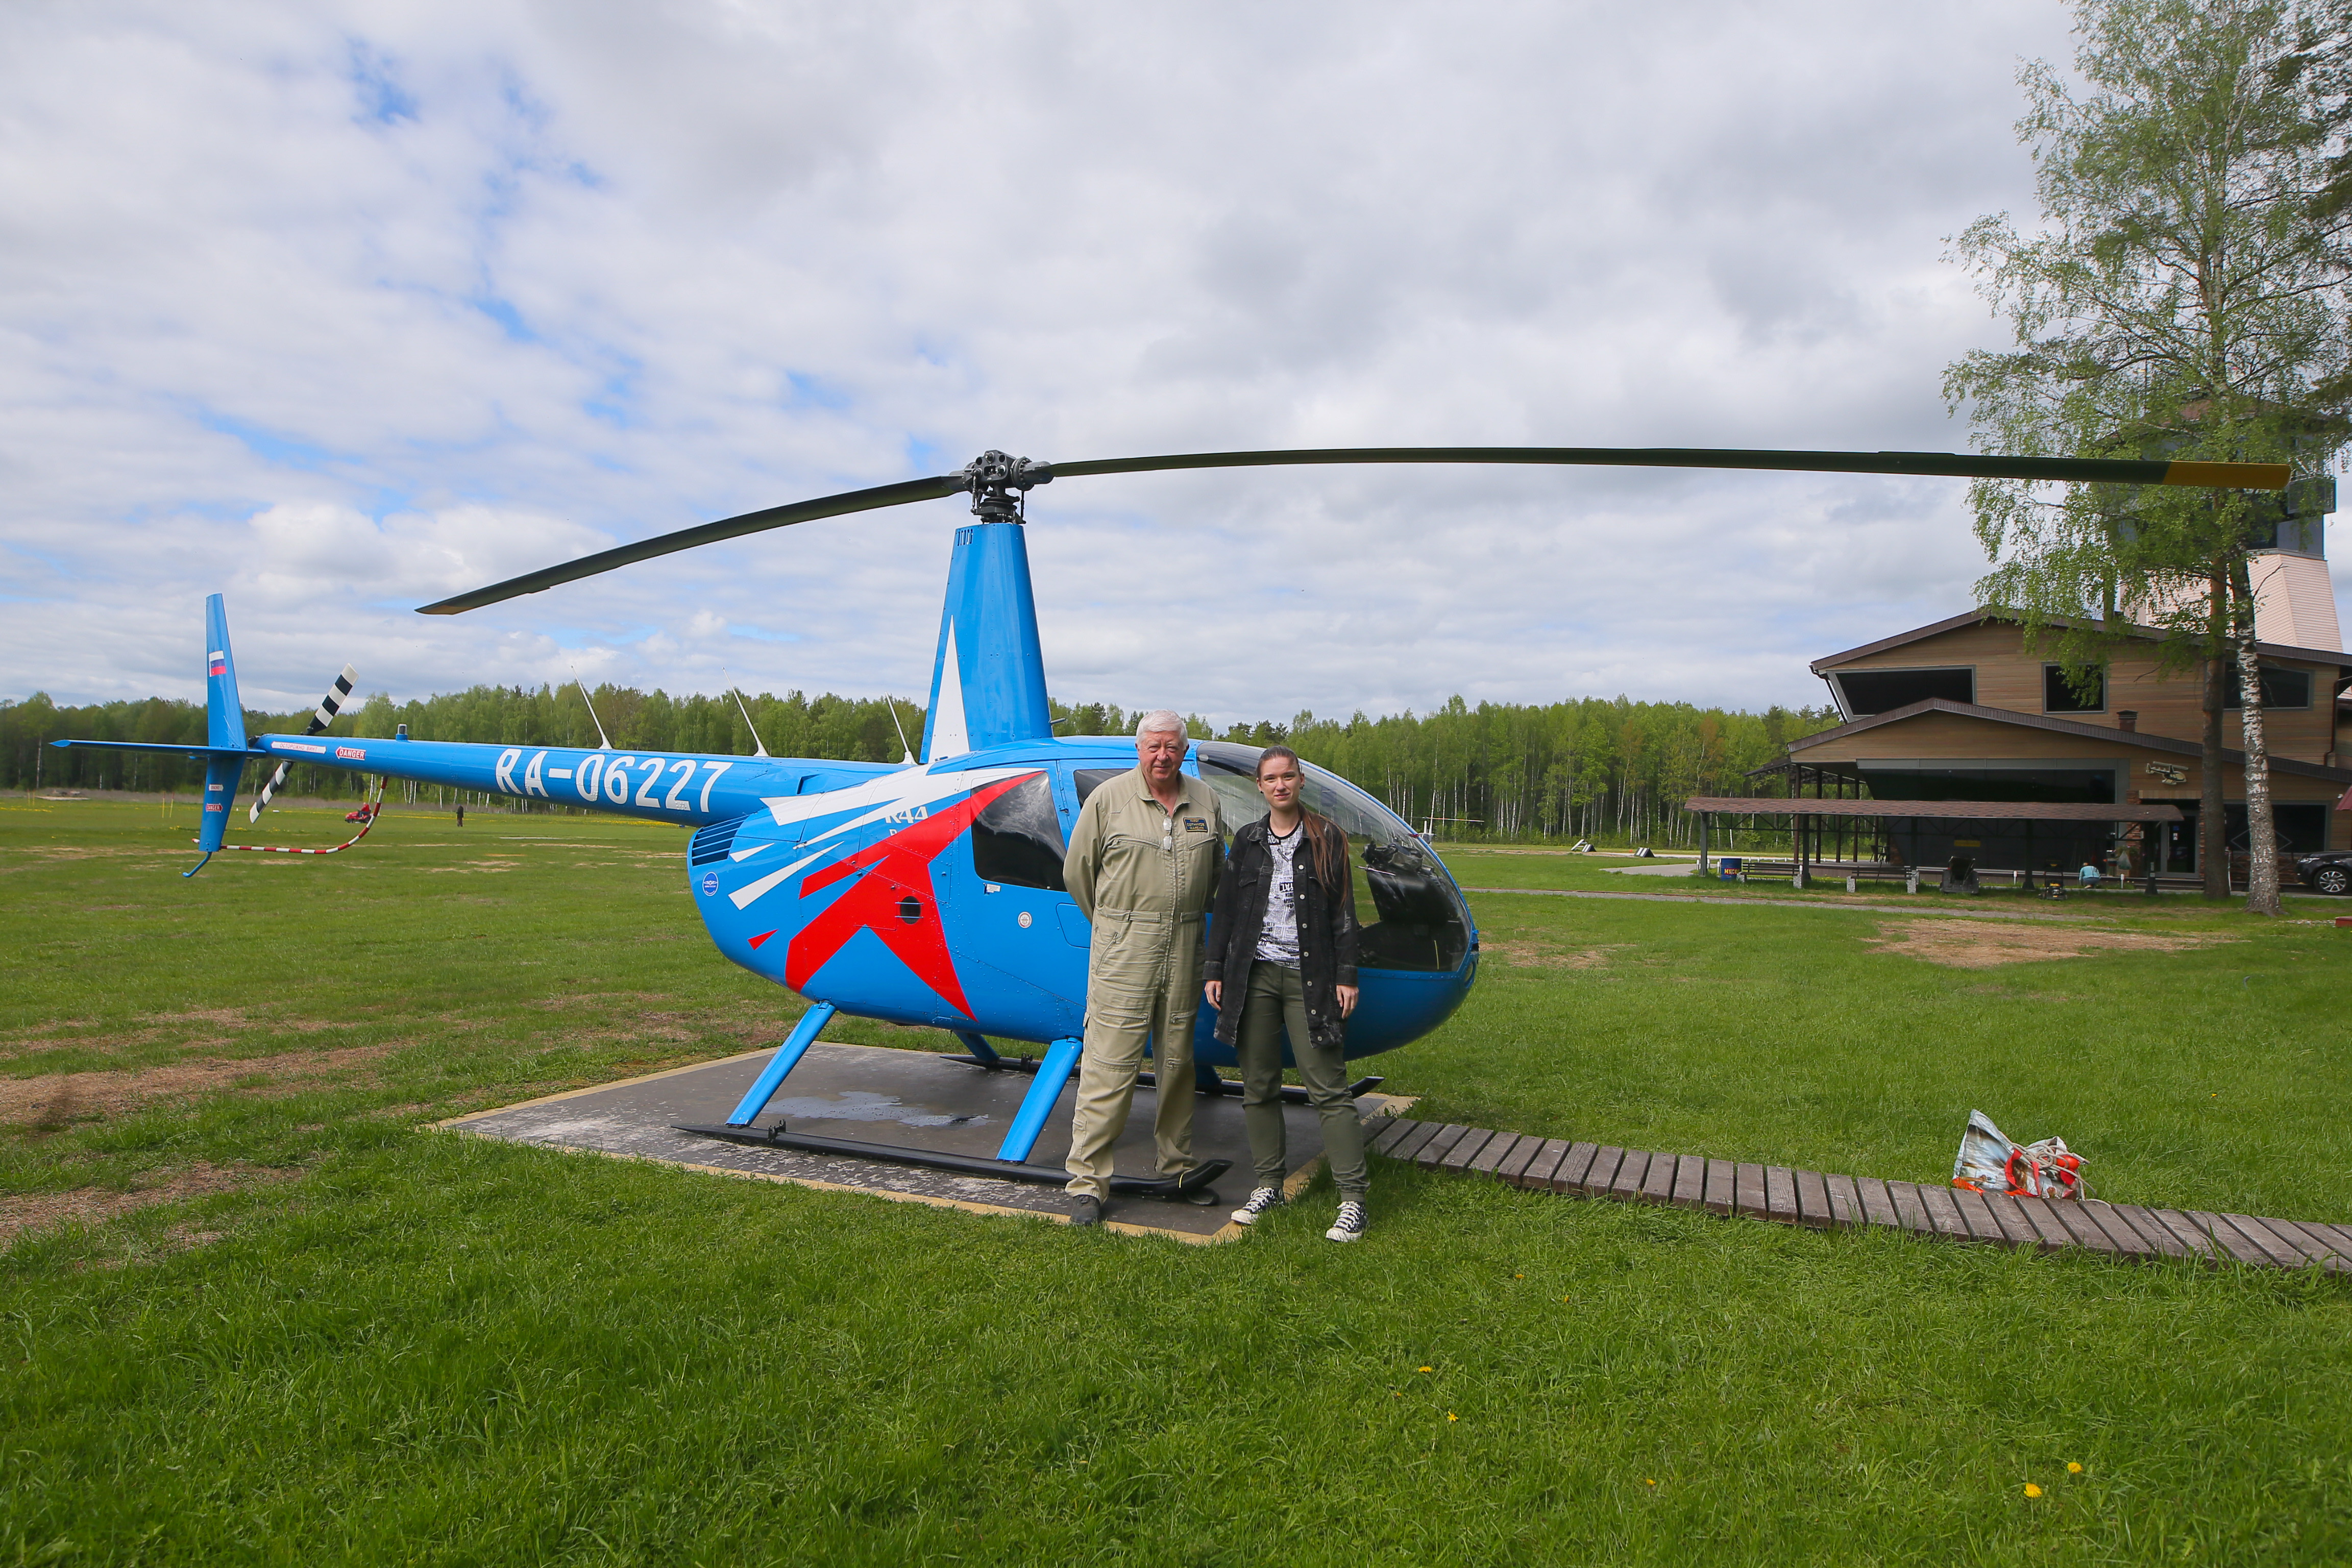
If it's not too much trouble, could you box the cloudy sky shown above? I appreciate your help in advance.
[12,0,2317,726]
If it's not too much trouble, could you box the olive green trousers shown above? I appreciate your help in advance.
[1234,960,1368,1199]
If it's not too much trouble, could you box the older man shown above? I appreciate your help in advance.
[1059,710,1226,1225]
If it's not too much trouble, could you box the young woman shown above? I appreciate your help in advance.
[1203,746,1368,1241]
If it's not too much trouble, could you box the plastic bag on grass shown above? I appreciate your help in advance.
[1952,1109,2086,1200]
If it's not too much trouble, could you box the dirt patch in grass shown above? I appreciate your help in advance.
[1,1009,351,1059]
[1,1161,303,1249]
[2,1045,399,1128]
[1865,919,2238,969]
[1484,939,1633,970]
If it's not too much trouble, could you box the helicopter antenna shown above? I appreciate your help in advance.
[568,662,614,750]
[722,669,771,758]
[887,700,916,766]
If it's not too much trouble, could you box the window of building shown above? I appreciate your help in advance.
[970,772,1066,890]
[2223,665,2314,709]
[2043,664,2105,713]
[1832,667,1973,715]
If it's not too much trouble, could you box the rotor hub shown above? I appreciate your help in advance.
[961,450,1053,522]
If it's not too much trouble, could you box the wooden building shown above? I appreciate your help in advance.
[1786,609,2352,875]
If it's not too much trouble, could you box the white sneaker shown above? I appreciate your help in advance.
[1325,1199,1368,1242]
[1231,1186,1285,1225]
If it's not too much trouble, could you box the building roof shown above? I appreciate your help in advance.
[1782,696,2352,785]
[1684,796,2185,822]
[1808,608,2350,677]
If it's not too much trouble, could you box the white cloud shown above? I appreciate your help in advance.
[5,0,2164,725]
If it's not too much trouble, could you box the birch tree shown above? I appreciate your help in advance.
[1945,0,2352,912]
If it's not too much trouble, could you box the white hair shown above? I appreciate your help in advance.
[1135,709,1187,739]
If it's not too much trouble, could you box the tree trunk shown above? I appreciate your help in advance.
[2232,558,2281,917]
[2199,572,2231,898]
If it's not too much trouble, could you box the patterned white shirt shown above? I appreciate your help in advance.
[1254,823,1302,966]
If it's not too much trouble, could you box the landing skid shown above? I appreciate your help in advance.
[673,1122,1232,1200]
[942,1053,1383,1106]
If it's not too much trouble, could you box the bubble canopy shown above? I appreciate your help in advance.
[1192,741,1474,973]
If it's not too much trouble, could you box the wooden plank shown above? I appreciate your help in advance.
[1386,1121,1444,1163]
[1672,1156,1707,1209]
[1367,1117,1424,1157]
[2221,1213,2324,1270]
[1733,1163,1769,1218]
[1823,1172,1864,1228]
[1793,1169,1833,1230]
[1947,1187,2006,1244]
[2187,1211,2294,1268]
[1607,1150,1652,1202]
[1763,1166,1799,1223]
[1412,1124,1471,1169]
[1496,1136,1548,1186]
[1575,1146,1624,1195]
[2046,1200,2120,1256]
[2011,1195,2078,1252]
[1703,1159,1737,1216]
[1521,1138,1576,1189]
[1915,1183,1973,1241]
[1855,1177,1900,1230]
[2142,1208,2218,1261]
[2255,1218,2352,1274]
[1438,1128,1496,1174]
[2101,1204,2196,1261]
[1640,1154,1678,1205]
[1551,1142,1602,1193]
[1884,1181,1933,1235]
[2298,1220,2352,1261]
[1978,1191,2043,1250]
[2077,1203,2160,1259]
[1467,1132,1520,1176]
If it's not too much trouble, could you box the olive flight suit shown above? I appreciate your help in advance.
[1060,765,1225,1200]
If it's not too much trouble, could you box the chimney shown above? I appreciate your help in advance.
[2117,710,2138,732]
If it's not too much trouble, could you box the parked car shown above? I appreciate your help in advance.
[2295,849,2352,896]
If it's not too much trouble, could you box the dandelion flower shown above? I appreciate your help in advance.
[2024,1483,2042,1498]
[1514,1272,1524,1278]
[1645,1478,1656,1487]
[1447,1412,1459,1423]
[2068,1462,2083,1474]
[1417,1365,1433,1374]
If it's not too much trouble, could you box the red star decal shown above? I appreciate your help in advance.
[783,773,1036,1017]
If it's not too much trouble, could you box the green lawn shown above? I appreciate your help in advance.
[4,800,2348,1564]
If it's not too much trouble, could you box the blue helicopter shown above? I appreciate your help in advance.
[59,443,2285,1198]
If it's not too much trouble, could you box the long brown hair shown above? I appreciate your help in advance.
[1256,745,1342,887]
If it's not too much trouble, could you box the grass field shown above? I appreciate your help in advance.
[4,799,2348,1564]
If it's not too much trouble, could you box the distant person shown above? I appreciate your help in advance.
[2079,860,2100,889]
[1060,712,1226,1226]
[1206,745,1368,1242]
[456,802,465,828]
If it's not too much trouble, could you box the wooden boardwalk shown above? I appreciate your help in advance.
[1368,1117,2352,1273]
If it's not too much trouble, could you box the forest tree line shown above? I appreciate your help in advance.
[2,685,1836,844]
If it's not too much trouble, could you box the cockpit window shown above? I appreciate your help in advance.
[1072,768,1125,807]
[1193,741,1471,972]
[971,772,1066,891]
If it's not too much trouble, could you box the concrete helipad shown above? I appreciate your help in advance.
[440,1041,1406,1243]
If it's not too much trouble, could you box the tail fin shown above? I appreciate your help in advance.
[197,595,251,856]
[204,593,246,752]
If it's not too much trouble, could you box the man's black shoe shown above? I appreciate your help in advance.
[1067,1194,1105,1227]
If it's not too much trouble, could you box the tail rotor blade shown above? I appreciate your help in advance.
[251,664,359,823]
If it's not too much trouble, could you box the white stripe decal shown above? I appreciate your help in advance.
[728,843,847,912]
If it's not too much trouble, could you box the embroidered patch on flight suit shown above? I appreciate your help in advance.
[1183,818,1208,832]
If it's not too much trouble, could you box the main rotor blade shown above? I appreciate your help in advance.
[416,473,968,614]
[1042,446,2291,489]
[418,446,2290,615]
